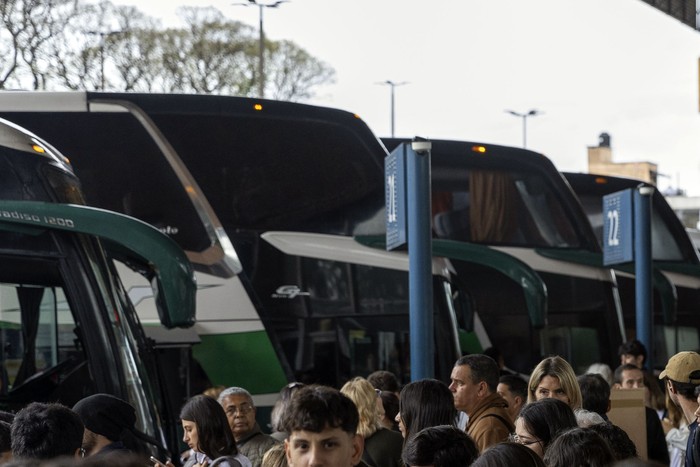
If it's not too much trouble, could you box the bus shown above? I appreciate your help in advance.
[0,91,616,390]
[563,172,700,367]
[383,138,626,373]
[0,117,196,459]
[0,92,469,397]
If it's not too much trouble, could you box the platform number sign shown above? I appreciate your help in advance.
[602,189,633,265]
[385,146,407,250]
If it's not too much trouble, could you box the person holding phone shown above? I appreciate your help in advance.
[153,395,252,467]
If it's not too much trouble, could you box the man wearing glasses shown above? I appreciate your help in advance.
[219,387,280,467]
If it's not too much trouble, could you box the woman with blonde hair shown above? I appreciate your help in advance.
[340,377,403,467]
[261,444,287,467]
[527,356,582,410]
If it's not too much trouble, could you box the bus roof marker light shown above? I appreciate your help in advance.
[594,177,608,184]
[253,103,263,111]
[31,144,46,154]
[471,145,487,154]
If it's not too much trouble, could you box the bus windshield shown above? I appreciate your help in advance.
[432,167,581,248]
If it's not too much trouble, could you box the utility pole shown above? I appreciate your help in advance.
[87,30,123,91]
[505,109,542,149]
[378,80,408,137]
[233,0,289,98]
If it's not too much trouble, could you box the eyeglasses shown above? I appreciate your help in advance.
[226,404,254,416]
[509,433,541,447]
[375,388,382,397]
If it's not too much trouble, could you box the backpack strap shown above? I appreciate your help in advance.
[482,412,515,432]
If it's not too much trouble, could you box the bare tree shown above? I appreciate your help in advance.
[0,0,78,89]
[21,0,79,90]
[158,6,253,94]
[51,0,118,90]
[266,40,335,101]
[0,1,336,99]
[109,5,163,91]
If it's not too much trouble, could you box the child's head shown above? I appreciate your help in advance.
[282,385,363,467]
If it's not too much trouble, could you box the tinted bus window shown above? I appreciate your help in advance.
[432,168,581,248]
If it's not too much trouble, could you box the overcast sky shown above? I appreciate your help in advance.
[116,0,700,195]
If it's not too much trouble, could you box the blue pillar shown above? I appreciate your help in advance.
[634,186,654,370]
[407,139,434,380]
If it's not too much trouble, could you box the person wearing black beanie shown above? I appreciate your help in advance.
[72,393,137,458]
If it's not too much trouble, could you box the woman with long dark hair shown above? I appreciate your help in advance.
[395,379,456,442]
[157,395,252,467]
[512,398,578,458]
[470,442,545,467]
[543,427,615,467]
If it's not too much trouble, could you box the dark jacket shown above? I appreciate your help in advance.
[362,427,403,467]
[237,423,280,467]
[645,407,670,464]
[687,419,698,467]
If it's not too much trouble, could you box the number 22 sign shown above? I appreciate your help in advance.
[602,189,634,265]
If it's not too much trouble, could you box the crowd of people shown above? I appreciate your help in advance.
[0,339,698,467]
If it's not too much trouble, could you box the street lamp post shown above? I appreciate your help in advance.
[378,80,408,137]
[505,109,542,149]
[233,0,289,98]
[87,30,123,91]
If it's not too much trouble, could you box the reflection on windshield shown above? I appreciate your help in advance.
[432,169,580,248]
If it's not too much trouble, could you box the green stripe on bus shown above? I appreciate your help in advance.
[193,331,287,396]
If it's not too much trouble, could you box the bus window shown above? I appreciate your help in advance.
[540,326,601,374]
[0,261,92,404]
[657,325,700,363]
[433,168,581,248]
[577,192,684,261]
[0,284,79,390]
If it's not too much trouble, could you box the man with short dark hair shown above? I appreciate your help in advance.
[218,387,279,467]
[11,402,83,460]
[614,363,669,464]
[660,351,700,467]
[618,339,647,369]
[72,393,137,458]
[497,374,527,423]
[367,370,401,396]
[577,373,611,419]
[449,354,513,452]
[281,384,364,467]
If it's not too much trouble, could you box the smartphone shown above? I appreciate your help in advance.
[149,456,166,466]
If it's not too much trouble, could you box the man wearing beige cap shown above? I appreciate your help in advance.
[659,351,700,467]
